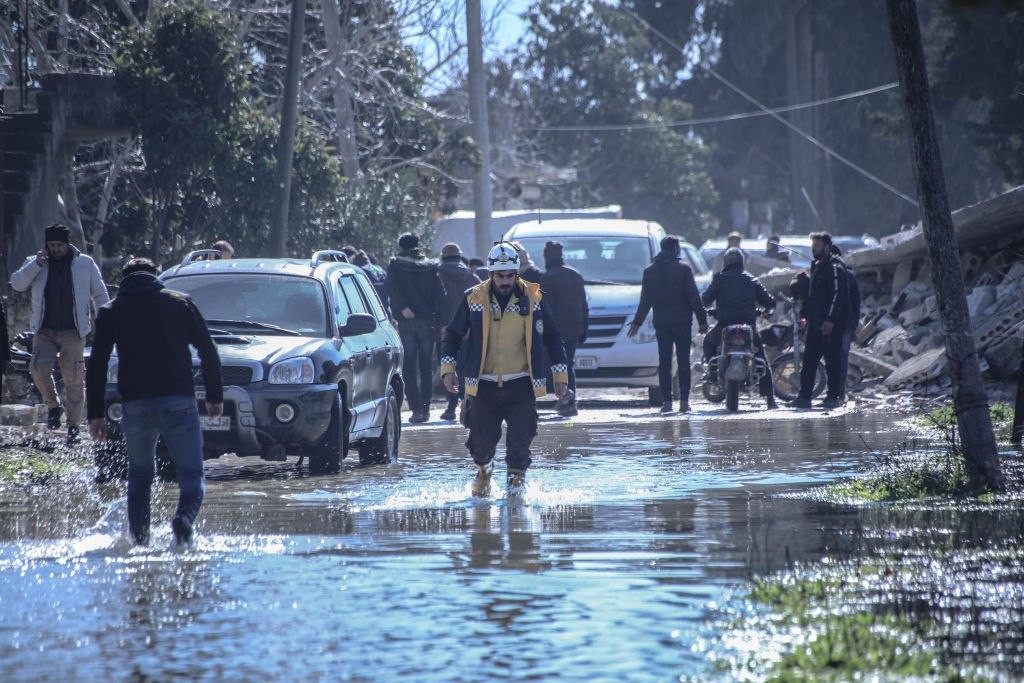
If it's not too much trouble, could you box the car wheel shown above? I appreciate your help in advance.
[358,387,400,465]
[308,394,345,475]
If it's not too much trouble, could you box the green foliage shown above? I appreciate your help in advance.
[830,435,972,502]
[745,573,963,681]
[917,401,1015,443]
[510,0,719,243]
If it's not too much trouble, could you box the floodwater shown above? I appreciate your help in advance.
[0,404,1018,681]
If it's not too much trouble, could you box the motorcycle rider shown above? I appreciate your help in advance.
[701,247,778,410]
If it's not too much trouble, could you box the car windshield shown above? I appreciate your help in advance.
[513,236,652,285]
[163,273,329,336]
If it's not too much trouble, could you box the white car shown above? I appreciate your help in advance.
[503,218,709,405]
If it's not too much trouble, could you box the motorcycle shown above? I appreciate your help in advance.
[701,315,770,412]
[759,297,827,402]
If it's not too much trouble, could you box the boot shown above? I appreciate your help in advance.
[507,469,526,493]
[47,406,63,430]
[557,399,579,417]
[660,400,673,414]
[472,462,493,497]
[440,401,457,421]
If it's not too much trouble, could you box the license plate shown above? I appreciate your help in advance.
[574,356,598,369]
[200,415,230,431]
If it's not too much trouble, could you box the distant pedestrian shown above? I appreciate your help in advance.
[791,232,849,410]
[510,242,543,284]
[629,235,708,414]
[212,239,234,259]
[86,258,223,547]
[713,231,748,273]
[540,240,589,417]
[468,257,489,281]
[352,250,390,313]
[10,223,109,445]
[765,235,789,262]
[437,242,480,421]
[387,232,444,423]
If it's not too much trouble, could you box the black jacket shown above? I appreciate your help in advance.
[386,249,443,323]
[86,272,223,419]
[540,258,589,342]
[631,249,708,329]
[701,263,776,326]
[802,255,849,328]
[438,256,480,327]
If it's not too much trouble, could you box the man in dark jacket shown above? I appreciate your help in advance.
[792,232,850,410]
[540,240,589,417]
[437,242,480,421]
[86,258,223,548]
[701,248,778,409]
[387,232,444,423]
[628,235,709,414]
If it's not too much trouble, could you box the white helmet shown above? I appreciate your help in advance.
[486,242,520,272]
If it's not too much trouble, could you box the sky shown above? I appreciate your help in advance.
[483,0,531,56]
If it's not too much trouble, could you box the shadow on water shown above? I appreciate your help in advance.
[0,409,1022,680]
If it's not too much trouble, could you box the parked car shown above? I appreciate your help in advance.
[95,249,403,477]
[502,218,707,406]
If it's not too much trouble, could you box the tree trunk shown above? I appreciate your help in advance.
[885,0,1003,491]
[320,0,361,180]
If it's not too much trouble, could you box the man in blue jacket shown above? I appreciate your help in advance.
[87,258,223,548]
[629,235,709,414]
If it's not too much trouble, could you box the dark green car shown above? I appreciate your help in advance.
[96,250,403,476]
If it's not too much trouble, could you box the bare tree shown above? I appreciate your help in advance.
[885,0,1003,492]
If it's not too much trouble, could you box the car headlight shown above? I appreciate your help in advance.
[268,357,316,384]
[629,318,657,344]
[107,360,118,384]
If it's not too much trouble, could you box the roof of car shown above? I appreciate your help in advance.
[503,218,666,239]
[163,250,360,279]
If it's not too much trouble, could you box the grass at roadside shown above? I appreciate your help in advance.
[0,430,91,484]
[828,402,1016,502]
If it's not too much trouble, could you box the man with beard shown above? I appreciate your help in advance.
[791,232,850,410]
[440,242,568,495]
[10,223,109,445]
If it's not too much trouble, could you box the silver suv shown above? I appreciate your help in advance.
[503,219,708,405]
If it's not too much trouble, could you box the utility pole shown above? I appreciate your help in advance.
[885,0,1003,491]
[269,0,305,257]
[466,0,492,257]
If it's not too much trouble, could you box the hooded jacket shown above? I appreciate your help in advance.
[86,272,223,419]
[440,278,568,398]
[701,262,776,326]
[540,257,589,343]
[631,249,708,329]
[801,253,849,328]
[386,248,443,323]
[11,245,110,337]
[438,256,480,327]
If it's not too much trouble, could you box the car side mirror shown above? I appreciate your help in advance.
[339,312,376,337]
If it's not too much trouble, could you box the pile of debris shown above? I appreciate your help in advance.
[759,185,1024,396]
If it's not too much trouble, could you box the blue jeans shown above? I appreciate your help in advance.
[121,396,205,543]
[655,322,693,403]
[399,317,436,412]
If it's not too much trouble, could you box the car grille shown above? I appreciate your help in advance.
[580,315,628,349]
[194,365,254,386]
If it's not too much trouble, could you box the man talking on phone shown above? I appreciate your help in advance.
[11,223,109,445]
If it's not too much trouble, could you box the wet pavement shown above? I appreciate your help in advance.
[0,392,1021,681]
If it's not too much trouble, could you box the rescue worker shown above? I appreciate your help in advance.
[440,242,569,495]
[701,247,778,410]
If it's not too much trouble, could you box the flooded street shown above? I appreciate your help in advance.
[0,401,1020,681]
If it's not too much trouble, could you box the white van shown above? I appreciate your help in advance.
[503,218,708,405]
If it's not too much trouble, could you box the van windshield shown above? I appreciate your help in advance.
[513,236,652,285]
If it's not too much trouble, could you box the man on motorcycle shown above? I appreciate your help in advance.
[701,247,778,410]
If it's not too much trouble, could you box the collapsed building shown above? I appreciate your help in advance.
[760,185,1024,397]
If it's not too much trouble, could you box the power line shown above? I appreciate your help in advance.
[532,82,899,132]
[619,7,919,207]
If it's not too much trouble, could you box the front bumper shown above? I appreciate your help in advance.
[104,382,338,459]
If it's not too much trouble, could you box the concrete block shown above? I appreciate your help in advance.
[884,346,947,390]
[890,261,915,300]
[870,324,907,356]
[0,404,39,427]
[960,251,985,282]
[1004,261,1024,282]
[966,285,996,319]
[973,298,1024,350]
[983,331,1023,380]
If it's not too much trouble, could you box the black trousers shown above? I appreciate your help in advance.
[467,376,538,472]
[399,317,436,412]
[799,326,844,401]
[655,322,692,403]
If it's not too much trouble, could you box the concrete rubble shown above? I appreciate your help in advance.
[759,185,1024,396]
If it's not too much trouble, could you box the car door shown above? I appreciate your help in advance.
[337,273,383,432]
[331,273,372,431]
[350,270,400,421]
